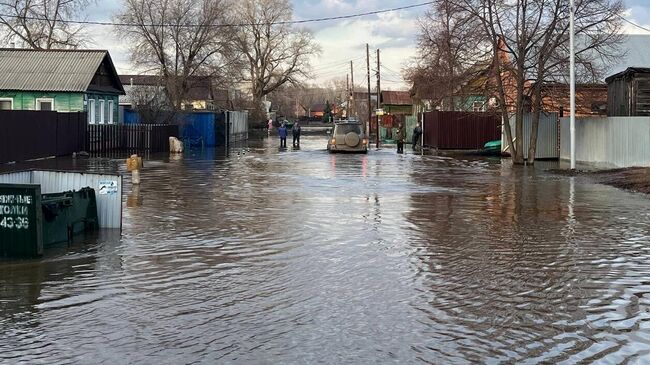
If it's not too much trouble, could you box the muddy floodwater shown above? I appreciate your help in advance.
[3,135,650,364]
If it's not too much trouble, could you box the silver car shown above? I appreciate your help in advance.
[327,121,369,153]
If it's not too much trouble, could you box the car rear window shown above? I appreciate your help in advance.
[336,124,361,135]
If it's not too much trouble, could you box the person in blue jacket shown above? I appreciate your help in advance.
[278,122,288,148]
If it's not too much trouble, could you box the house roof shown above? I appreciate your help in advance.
[605,67,650,83]
[0,48,124,93]
[119,74,229,102]
[119,74,164,86]
[381,90,412,105]
[352,91,378,102]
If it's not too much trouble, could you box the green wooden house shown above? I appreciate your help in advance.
[0,48,125,124]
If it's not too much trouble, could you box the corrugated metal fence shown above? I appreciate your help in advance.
[87,124,178,154]
[0,111,86,164]
[423,111,501,150]
[227,111,249,143]
[504,113,559,159]
[560,117,650,167]
[0,170,122,229]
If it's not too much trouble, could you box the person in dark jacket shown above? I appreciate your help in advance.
[278,123,288,148]
[292,122,301,147]
[395,123,405,154]
[412,122,423,151]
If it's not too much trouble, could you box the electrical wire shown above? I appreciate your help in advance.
[311,55,365,68]
[0,1,435,28]
[618,14,650,33]
[381,64,404,77]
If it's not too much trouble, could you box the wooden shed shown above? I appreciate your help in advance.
[606,67,650,116]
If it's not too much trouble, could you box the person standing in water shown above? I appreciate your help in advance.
[395,123,405,154]
[278,123,288,148]
[292,122,301,148]
[412,122,423,151]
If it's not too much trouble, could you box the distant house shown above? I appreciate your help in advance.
[308,102,339,119]
[441,65,607,116]
[381,91,413,115]
[0,48,125,124]
[414,35,650,116]
[119,74,231,111]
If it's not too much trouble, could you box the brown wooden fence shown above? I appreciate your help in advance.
[0,111,87,164]
[423,111,501,150]
[86,124,179,154]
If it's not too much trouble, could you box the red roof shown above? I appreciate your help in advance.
[381,91,412,105]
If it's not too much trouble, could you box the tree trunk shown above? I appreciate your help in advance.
[514,85,525,164]
[528,84,543,165]
[492,47,516,162]
[513,54,526,165]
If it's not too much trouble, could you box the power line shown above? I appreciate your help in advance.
[312,55,365,68]
[312,60,361,73]
[618,15,650,33]
[0,2,434,28]
[381,64,403,76]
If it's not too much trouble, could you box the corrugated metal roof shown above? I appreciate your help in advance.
[381,91,412,105]
[0,49,107,92]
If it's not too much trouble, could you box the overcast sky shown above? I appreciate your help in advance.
[84,0,650,90]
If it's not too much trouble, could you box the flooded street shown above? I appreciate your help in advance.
[3,135,650,364]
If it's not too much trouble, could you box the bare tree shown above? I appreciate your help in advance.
[129,83,171,124]
[115,0,234,112]
[231,0,320,115]
[475,0,624,164]
[268,80,346,119]
[525,0,625,163]
[0,0,92,48]
[420,0,624,164]
[405,0,489,110]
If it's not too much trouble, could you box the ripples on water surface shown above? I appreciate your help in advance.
[2,136,650,364]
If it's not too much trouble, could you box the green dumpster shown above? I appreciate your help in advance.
[0,184,98,258]
[0,184,43,258]
[42,188,99,246]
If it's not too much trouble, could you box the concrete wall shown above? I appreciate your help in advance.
[560,117,650,167]
[0,170,122,229]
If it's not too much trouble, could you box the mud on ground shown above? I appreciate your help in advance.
[552,167,650,194]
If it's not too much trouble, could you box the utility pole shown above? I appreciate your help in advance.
[366,44,372,144]
[350,61,355,120]
[346,73,350,119]
[376,48,381,148]
[570,0,576,170]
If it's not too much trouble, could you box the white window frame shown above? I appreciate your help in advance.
[472,100,486,112]
[99,100,105,124]
[0,97,13,110]
[36,98,55,111]
[89,99,96,124]
[108,100,114,124]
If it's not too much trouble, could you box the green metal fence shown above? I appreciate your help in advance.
[380,115,418,144]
